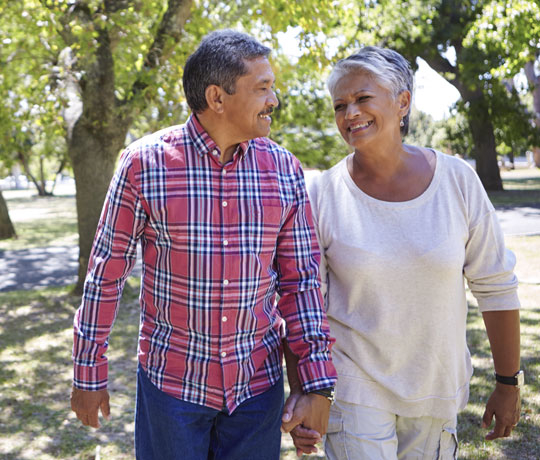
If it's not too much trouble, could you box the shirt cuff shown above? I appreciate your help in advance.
[297,359,337,394]
[73,362,108,391]
[477,291,520,312]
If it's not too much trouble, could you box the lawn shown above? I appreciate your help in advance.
[1,168,539,459]
[488,167,540,207]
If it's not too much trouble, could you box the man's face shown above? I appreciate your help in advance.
[221,57,279,142]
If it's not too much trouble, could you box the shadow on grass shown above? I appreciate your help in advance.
[0,283,140,460]
[0,245,79,292]
[460,302,540,459]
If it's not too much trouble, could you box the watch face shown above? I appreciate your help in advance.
[516,370,525,386]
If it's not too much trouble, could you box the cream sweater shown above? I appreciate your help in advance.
[308,151,520,420]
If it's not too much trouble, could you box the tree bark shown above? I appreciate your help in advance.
[70,119,129,294]
[524,60,540,122]
[0,190,16,240]
[525,59,540,167]
[68,23,130,294]
[467,107,503,190]
[460,88,503,190]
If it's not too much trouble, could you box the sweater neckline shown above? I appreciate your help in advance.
[340,149,442,208]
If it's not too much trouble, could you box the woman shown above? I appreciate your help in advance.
[293,46,522,459]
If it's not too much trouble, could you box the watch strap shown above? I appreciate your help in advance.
[308,387,335,403]
[495,370,524,386]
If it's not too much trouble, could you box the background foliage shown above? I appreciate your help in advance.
[1,0,538,180]
[0,0,539,280]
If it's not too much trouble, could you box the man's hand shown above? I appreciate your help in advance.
[481,383,520,440]
[282,392,331,435]
[70,386,111,428]
[282,391,321,456]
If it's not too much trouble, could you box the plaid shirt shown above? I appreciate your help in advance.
[73,115,336,412]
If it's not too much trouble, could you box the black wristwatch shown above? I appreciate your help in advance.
[495,370,524,388]
[308,387,336,404]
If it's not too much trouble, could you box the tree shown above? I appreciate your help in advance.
[0,191,16,240]
[405,107,448,153]
[525,58,540,166]
[0,2,68,197]
[2,0,194,293]
[469,0,540,165]
[271,82,348,169]
[1,0,345,293]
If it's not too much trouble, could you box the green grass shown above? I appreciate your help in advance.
[459,251,540,460]
[488,168,540,207]
[1,171,539,459]
[0,193,77,251]
[0,246,538,459]
[0,282,140,460]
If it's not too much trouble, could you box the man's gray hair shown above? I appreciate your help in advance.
[327,46,414,135]
[183,30,271,114]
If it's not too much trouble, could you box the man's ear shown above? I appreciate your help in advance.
[205,85,224,113]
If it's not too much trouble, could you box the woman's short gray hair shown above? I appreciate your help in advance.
[327,46,414,135]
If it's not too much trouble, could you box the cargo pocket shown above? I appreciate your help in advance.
[324,405,348,460]
[437,426,458,460]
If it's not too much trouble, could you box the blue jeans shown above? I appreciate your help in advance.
[135,365,284,460]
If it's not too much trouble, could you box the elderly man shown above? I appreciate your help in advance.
[70,29,336,460]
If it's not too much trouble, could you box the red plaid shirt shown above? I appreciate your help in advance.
[73,115,336,412]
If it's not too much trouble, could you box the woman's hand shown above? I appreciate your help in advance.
[482,383,521,440]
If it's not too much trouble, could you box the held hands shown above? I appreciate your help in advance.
[281,390,331,456]
[70,386,111,428]
[482,383,521,440]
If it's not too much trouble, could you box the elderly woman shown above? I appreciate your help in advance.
[292,46,522,459]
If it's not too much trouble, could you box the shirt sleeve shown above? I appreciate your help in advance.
[306,173,329,302]
[72,149,146,390]
[462,169,520,312]
[275,164,337,393]
[464,209,520,312]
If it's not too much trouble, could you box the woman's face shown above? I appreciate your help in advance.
[331,71,407,150]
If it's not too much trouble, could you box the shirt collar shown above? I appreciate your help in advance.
[186,114,250,159]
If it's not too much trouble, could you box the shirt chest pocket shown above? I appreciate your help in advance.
[242,199,284,254]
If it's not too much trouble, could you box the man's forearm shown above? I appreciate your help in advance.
[283,339,302,393]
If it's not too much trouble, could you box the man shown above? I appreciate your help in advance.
[70,29,337,459]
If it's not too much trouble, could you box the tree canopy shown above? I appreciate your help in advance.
[1,0,539,290]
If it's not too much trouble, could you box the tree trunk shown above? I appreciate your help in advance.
[456,86,503,191]
[525,59,540,168]
[18,151,50,196]
[524,60,540,122]
[0,190,16,240]
[466,107,503,190]
[63,0,192,294]
[420,51,503,191]
[69,119,129,294]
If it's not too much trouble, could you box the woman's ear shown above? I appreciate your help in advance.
[398,90,411,117]
[205,85,224,113]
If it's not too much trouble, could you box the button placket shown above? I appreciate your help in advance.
[220,162,231,365]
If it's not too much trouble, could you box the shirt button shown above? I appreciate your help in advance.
[223,279,229,286]
[221,351,227,358]
[223,240,228,246]
[222,169,227,175]
[222,201,228,207]
[212,149,218,156]
[222,316,228,322]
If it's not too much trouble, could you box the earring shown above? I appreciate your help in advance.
[400,118,405,127]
